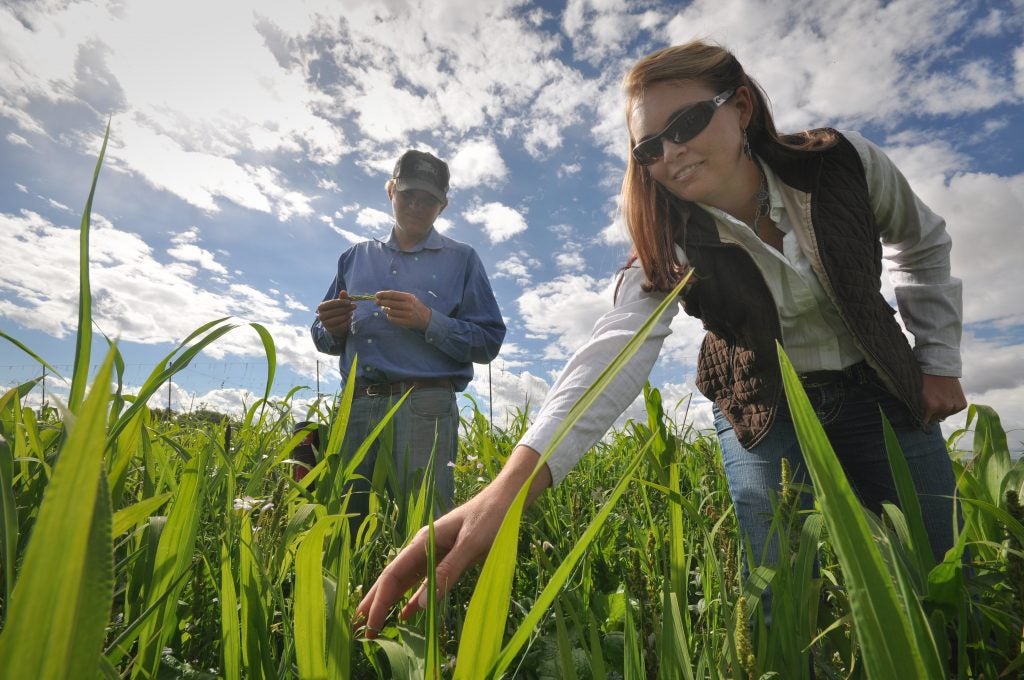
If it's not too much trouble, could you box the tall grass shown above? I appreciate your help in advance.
[0,129,1022,679]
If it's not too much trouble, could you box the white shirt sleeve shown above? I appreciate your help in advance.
[518,262,680,485]
[845,131,963,376]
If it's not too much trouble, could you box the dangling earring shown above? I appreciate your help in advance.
[742,129,752,159]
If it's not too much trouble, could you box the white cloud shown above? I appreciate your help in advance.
[563,0,664,65]
[1016,44,1024,97]
[356,207,393,232]
[600,210,629,245]
[555,245,586,272]
[882,139,1024,328]
[328,223,364,244]
[1,0,344,218]
[558,163,581,178]
[493,253,540,286]
[434,215,455,234]
[6,132,29,147]
[0,209,319,374]
[167,228,229,275]
[449,138,508,189]
[109,120,273,214]
[665,0,1013,131]
[516,273,614,360]
[462,201,528,243]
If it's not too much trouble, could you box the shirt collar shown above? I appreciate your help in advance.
[758,157,785,225]
[384,226,445,253]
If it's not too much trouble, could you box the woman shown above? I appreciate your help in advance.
[355,40,966,633]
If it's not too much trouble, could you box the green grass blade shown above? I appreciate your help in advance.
[0,349,116,678]
[248,321,276,416]
[220,539,242,680]
[0,329,65,379]
[111,492,172,538]
[491,436,651,675]
[0,419,19,607]
[68,121,109,413]
[295,516,339,680]
[107,319,238,443]
[132,440,212,678]
[326,521,353,680]
[881,413,935,577]
[777,344,943,679]
[623,589,645,680]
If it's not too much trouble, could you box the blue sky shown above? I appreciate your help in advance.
[1,0,1023,443]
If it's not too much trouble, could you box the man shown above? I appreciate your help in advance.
[311,149,505,526]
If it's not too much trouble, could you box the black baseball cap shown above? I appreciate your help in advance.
[392,150,449,202]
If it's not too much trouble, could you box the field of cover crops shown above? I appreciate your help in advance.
[1,131,1023,680]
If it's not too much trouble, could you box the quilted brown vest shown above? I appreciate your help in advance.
[678,131,925,447]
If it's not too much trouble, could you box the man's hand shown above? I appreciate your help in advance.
[316,291,357,339]
[376,290,432,331]
[921,374,967,424]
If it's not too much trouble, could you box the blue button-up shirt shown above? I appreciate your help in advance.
[311,228,505,391]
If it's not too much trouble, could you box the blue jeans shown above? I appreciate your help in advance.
[716,368,958,574]
[342,387,459,526]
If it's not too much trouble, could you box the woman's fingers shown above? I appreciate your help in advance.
[355,539,429,636]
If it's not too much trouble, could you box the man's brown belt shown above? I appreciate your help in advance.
[354,379,454,398]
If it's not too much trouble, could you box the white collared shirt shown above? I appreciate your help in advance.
[519,131,963,484]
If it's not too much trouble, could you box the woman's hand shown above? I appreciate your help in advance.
[353,446,551,638]
[921,374,967,423]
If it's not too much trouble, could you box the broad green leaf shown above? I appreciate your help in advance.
[881,413,935,579]
[220,539,242,680]
[777,344,943,679]
[0,350,116,678]
[111,492,172,538]
[132,440,211,678]
[295,516,340,680]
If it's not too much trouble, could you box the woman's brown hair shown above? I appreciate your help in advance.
[621,40,835,292]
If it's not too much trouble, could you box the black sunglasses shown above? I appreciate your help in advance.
[631,88,737,166]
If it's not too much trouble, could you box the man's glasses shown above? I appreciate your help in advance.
[631,88,737,167]
[396,189,443,208]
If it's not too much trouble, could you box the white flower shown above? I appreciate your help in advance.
[233,496,272,512]
[233,496,257,511]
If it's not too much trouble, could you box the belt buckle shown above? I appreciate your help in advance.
[364,383,388,397]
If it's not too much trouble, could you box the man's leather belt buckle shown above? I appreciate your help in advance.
[359,379,452,398]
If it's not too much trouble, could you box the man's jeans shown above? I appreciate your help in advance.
[715,368,958,578]
[342,386,459,531]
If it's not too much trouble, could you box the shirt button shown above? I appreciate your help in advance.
[391,269,397,275]
[373,311,379,317]
[414,256,419,261]
[367,338,373,344]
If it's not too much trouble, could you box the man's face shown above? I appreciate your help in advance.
[389,186,446,241]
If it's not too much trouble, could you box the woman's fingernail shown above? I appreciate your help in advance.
[417,589,428,609]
